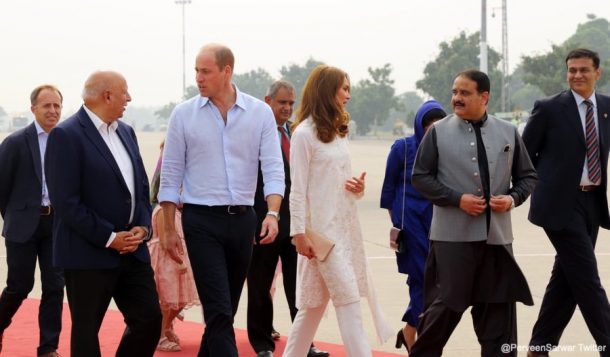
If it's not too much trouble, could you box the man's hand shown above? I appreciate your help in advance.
[292,233,315,260]
[159,202,184,264]
[130,226,148,240]
[109,231,142,254]
[162,228,184,265]
[259,215,279,244]
[459,194,487,216]
[490,195,513,213]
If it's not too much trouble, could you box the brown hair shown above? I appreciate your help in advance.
[200,43,235,72]
[292,65,350,143]
[30,84,63,105]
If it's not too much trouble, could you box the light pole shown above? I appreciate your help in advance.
[480,0,488,74]
[500,0,509,112]
[492,0,509,112]
[175,0,191,99]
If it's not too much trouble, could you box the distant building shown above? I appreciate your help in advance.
[0,106,7,131]
[9,116,29,132]
[493,110,530,125]
[0,114,9,132]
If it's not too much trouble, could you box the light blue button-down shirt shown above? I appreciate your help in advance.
[34,121,50,206]
[158,87,285,206]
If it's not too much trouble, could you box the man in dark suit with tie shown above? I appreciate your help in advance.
[246,80,329,357]
[523,48,610,356]
[0,85,65,357]
[45,71,161,357]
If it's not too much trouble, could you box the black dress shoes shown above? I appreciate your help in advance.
[257,351,273,357]
[307,346,330,357]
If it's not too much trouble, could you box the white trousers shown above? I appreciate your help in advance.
[282,298,372,357]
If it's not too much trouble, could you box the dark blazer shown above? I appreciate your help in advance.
[0,122,45,242]
[253,125,291,239]
[522,90,610,230]
[45,106,152,269]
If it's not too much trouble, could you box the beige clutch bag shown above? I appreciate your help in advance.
[292,229,335,262]
[305,229,335,262]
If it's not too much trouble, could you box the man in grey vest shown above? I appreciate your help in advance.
[410,69,538,357]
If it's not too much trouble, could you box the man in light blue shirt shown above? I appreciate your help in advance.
[158,43,284,357]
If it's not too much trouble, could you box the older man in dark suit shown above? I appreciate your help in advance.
[0,85,65,357]
[523,48,610,357]
[45,71,161,357]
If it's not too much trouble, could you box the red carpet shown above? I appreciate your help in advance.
[3,299,403,356]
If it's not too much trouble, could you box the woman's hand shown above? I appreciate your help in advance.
[293,233,316,260]
[345,171,366,194]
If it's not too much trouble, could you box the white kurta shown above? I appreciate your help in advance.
[289,119,392,343]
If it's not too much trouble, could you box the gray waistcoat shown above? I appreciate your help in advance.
[431,114,516,245]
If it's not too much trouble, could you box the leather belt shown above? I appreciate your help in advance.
[40,205,53,215]
[579,185,597,192]
[184,204,251,215]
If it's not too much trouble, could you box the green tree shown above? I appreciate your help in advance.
[394,92,424,128]
[508,65,544,111]
[416,31,503,113]
[154,102,177,124]
[183,85,199,99]
[511,85,545,112]
[565,16,610,60]
[347,63,399,135]
[521,17,610,96]
[521,45,575,96]
[155,85,199,125]
[279,58,325,101]
[233,68,275,100]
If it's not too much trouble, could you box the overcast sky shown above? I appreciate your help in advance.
[1,0,609,114]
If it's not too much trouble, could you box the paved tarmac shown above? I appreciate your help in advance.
[1,131,609,356]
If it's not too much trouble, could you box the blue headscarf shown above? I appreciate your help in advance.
[413,99,445,147]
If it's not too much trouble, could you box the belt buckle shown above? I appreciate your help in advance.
[41,206,52,216]
[227,206,238,215]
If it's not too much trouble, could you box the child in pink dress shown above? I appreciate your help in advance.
[149,141,200,352]
[148,205,200,352]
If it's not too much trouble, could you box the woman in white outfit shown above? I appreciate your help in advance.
[283,65,392,357]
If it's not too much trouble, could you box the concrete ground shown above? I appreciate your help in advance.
[1,131,609,356]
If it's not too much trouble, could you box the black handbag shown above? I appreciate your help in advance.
[390,226,405,253]
[389,138,407,254]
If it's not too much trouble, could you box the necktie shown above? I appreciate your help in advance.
[584,99,601,184]
[278,126,290,162]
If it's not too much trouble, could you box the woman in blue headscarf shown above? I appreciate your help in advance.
[380,100,446,352]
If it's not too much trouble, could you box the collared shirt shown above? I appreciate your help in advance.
[83,106,135,246]
[572,90,600,185]
[278,122,290,140]
[33,121,50,206]
[159,87,285,206]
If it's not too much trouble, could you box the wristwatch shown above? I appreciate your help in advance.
[509,195,515,210]
[266,210,280,221]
